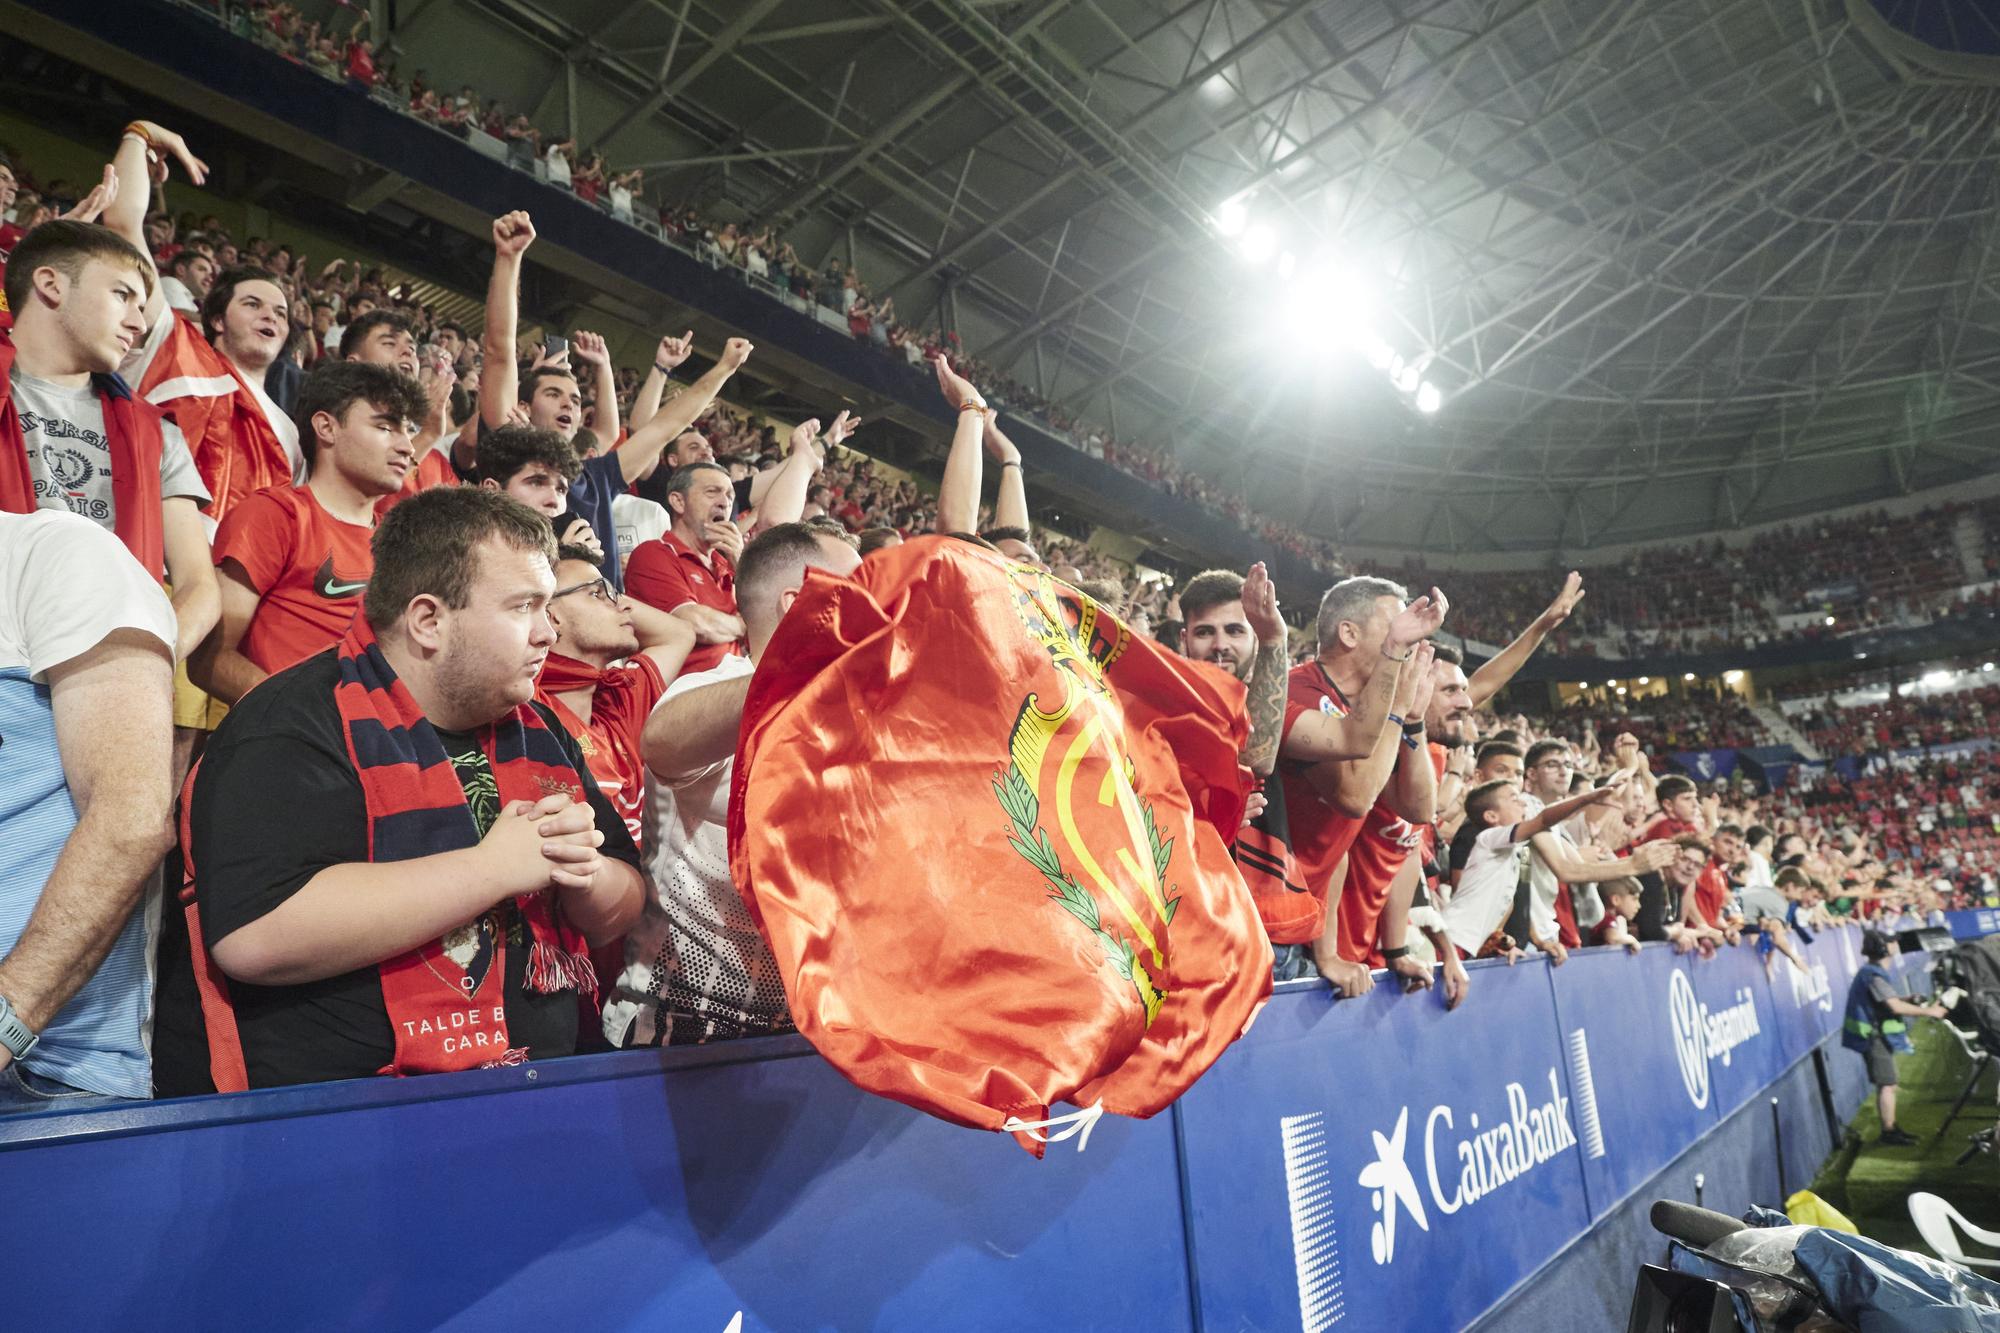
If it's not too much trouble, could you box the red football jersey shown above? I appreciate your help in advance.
[212,484,372,675]
[1271,661,1368,944]
[1335,741,1448,965]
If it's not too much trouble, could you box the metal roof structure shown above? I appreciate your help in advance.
[369,0,2000,553]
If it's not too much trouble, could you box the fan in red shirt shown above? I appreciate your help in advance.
[535,546,697,851]
[625,461,748,677]
[1636,772,1707,845]
[1271,575,1448,996]
[191,362,428,704]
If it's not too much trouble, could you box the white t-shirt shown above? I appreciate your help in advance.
[12,368,209,561]
[611,493,670,572]
[0,510,176,1098]
[1441,823,1528,957]
[600,652,794,1048]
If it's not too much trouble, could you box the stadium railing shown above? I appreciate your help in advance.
[0,926,1931,1330]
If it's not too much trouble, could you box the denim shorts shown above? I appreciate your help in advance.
[0,1063,123,1115]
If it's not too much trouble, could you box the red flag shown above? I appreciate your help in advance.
[728,536,1270,1152]
[137,312,292,523]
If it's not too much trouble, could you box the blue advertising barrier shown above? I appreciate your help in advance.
[0,927,1929,1330]
[1948,907,2000,940]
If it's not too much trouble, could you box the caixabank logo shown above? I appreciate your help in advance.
[1668,969,1763,1109]
[1280,1065,1591,1330]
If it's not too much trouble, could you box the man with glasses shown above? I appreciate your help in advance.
[535,547,695,852]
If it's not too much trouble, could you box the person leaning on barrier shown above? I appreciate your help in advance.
[604,521,862,1050]
[160,487,644,1092]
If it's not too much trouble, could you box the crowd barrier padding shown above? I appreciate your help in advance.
[0,925,1936,1331]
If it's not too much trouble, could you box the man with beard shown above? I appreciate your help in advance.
[621,404,841,674]
[1175,564,1290,776]
[1274,577,1445,996]
[161,487,644,1092]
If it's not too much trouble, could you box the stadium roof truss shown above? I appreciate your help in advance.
[376,0,2000,553]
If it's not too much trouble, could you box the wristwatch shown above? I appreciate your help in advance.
[0,992,38,1064]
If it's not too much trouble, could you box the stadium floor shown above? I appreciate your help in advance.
[1811,1021,2000,1255]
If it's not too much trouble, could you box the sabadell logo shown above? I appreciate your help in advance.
[1668,969,1763,1109]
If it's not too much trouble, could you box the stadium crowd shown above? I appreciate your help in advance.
[0,107,1992,1118]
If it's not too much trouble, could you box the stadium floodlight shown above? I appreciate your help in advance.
[1921,669,1954,688]
[1986,662,1996,672]
[1606,680,1618,688]
[1683,672,1696,681]
[1637,676,1650,685]
[1239,224,1278,265]
[1393,364,1421,394]
[1824,616,1835,626]
[1414,382,1442,414]
[1616,686,1628,696]
[1723,670,1743,683]
[1215,195,1248,237]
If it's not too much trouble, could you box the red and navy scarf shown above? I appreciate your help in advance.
[334,616,596,1074]
[176,618,600,1090]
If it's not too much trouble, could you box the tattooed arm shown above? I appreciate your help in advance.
[1239,562,1289,777]
[1241,638,1290,777]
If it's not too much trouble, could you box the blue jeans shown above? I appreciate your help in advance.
[1273,943,1317,983]
[0,1063,126,1115]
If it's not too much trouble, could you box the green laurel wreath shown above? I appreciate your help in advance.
[992,761,1181,997]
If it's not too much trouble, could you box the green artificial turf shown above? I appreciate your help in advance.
[1809,1020,2000,1257]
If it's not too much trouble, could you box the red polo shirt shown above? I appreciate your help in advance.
[624,528,743,676]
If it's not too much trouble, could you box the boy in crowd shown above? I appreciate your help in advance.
[192,361,427,702]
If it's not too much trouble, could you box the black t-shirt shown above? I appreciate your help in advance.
[156,649,641,1092]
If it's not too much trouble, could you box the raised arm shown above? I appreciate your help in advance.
[479,211,536,430]
[1529,831,1676,885]
[1305,644,1431,817]
[570,330,620,453]
[626,332,683,434]
[1238,562,1289,777]
[758,412,856,533]
[1467,572,1583,707]
[931,355,987,535]
[983,414,1030,532]
[0,631,175,1069]
[1281,590,1449,765]
[612,335,748,485]
[106,122,207,331]
[1383,655,1440,823]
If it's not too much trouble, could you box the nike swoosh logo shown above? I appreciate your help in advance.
[314,555,368,600]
